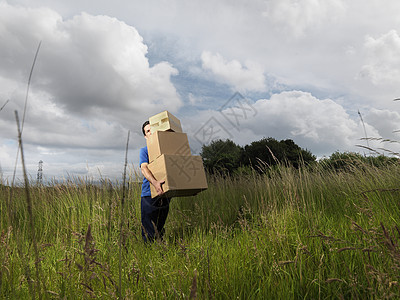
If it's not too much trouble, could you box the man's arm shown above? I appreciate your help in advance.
[141,162,165,196]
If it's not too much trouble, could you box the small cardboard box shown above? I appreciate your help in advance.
[147,131,191,163]
[149,111,182,133]
[148,154,208,198]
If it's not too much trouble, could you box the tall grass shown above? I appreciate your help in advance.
[0,158,399,298]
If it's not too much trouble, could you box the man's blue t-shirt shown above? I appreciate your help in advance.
[139,146,151,197]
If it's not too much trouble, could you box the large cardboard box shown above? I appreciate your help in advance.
[148,154,208,198]
[147,131,191,163]
[149,111,182,133]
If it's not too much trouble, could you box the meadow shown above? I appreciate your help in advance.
[1,158,400,299]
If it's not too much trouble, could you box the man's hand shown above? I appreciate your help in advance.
[153,180,165,196]
[141,162,165,196]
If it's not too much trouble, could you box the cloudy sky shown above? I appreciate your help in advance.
[1,0,400,182]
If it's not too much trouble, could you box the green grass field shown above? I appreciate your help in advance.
[1,160,400,299]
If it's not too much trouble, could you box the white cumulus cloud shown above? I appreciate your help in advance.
[360,30,400,86]
[201,51,266,92]
[262,0,346,37]
[0,3,182,119]
[239,91,366,154]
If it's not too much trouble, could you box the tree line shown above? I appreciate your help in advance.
[200,138,399,175]
[200,137,315,175]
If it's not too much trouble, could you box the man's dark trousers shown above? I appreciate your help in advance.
[141,196,170,242]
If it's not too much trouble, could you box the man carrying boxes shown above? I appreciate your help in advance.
[139,120,170,242]
[139,111,208,242]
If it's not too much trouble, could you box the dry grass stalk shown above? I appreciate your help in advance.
[380,223,400,264]
[278,260,295,266]
[74,224,117,297]
[9,42,42,219]
[118,130,130,298]
[15,110,43,298]
[345,215,368,235]
[0,227,12,291]
[310,230,346,243]
[0,99,9,112]
[326,278,345,283]
[189,269,198,299]
[337,247,357,253]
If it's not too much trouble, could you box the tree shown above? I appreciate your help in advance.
[280,139,316,168]
[200,139,243,175]
[242,137,316,171]
[319,151,399,171]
